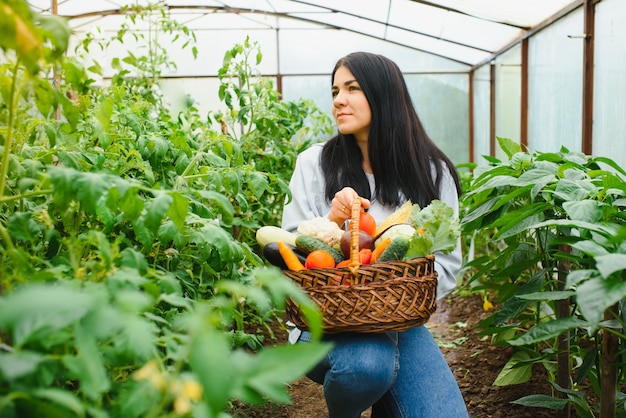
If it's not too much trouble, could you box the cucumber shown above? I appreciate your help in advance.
[377,236,410,262]
[295,235,344,264]
[263,242,307,269]
[256,225,297,249]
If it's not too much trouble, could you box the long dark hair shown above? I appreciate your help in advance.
[321,52,461,208]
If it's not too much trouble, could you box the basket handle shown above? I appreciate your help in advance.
[348,197,362,275]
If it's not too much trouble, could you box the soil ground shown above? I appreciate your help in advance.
[235,293,564,418]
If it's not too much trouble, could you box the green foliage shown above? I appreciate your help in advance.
[407,199,461,257]
[461,136,626,414]
[0,3,333,417]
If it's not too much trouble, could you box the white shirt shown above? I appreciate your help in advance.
[281,142,462,300]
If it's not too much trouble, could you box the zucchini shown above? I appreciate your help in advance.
[263,241,307,269]
[256,225,297,249]
[295,235,344,264]
[377,236,410,262]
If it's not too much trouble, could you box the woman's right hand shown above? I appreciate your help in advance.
[328,187,371,226]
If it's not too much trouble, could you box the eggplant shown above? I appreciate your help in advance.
[263,241,307,269]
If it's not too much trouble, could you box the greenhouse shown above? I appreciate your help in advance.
[2,0,626,417]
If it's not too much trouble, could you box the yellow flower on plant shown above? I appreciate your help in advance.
[182,380,202,401]
[173,379,203,415]
[483,296,494,311]
[133,360,165,391]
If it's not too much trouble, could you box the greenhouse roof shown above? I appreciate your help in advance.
[28,0,582,67]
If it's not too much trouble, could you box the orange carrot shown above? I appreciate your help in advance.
[277,241,305,271]
[371,237,392,263]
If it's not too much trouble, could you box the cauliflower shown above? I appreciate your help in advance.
[297,217,344,250]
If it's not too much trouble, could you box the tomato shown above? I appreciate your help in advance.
[336,259,351,268]
[359,211,376,237]
[305,250,336,269]
[359,248,372,265]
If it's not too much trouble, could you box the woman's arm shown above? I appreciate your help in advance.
[281,145,328,233]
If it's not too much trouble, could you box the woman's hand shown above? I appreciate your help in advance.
[328,187,371,226]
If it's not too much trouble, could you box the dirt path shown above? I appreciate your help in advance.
[239,294,559,417]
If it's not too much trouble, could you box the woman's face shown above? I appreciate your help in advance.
[331,66,372,143]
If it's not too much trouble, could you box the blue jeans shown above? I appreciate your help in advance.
[300,326,468,418]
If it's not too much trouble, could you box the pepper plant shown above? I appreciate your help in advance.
[461,137,626,417]
[0,3,332,417]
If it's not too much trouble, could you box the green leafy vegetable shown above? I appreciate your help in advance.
[405,200,461,258]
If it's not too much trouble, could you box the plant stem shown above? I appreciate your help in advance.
[0,189,53,203]
[601,304,619,418]
[556,243,571,418]
[0,62,20,203]
[0,62,23,250]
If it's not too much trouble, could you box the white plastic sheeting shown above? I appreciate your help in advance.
[28,0,579,66]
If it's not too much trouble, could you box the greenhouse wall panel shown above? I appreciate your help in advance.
[494,45,521,160]
[472,64,491,164]
[592,0,626,168]
[405,74,470,166]
[528,8,583,154]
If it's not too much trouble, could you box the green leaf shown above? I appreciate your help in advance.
[0,284,96,348]
[37,13,70,56]
[119,188,144,222]
[144,192,173,233]
[253,267,324,340]
[75,172,111,215]
[497,137,522,159]
[494,211,546,240]
[570,240,609,257]
[493,350,532,386]
[48,166,78,208]
[7,212,41,242]
[552,178,596,202]
[511,394,568,409]
[62,324,110,401]
[509,317,588,346]
[157,220,180,244]
[467,175,517,196]
[166,192,188,232]
[533,219,616,237]
[247,171,269,199]
[190,329,233,416]
[576,276,626,324]
[233,342,332,404]
[592,156,626,176]
[515,167,556,189]
[0,350,45,381]
[0,2,42,72]
[565,269,596,288]
[595,253,626,278]
[516,290,575,301]
[119,248,148,275]
[113,316,157,360]
[96,199,116,230]
[31,388,85,417]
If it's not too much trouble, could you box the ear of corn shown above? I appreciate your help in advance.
[375,200,413,237]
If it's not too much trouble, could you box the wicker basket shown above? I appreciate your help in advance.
[284,198,438,334]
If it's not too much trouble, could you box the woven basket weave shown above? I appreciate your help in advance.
[284,198,438,334]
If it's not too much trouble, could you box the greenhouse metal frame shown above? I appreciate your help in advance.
[25,0,626,166]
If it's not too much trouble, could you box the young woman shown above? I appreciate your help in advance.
[281,51,468,418]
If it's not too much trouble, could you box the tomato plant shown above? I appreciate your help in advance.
[0,4,333,417]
